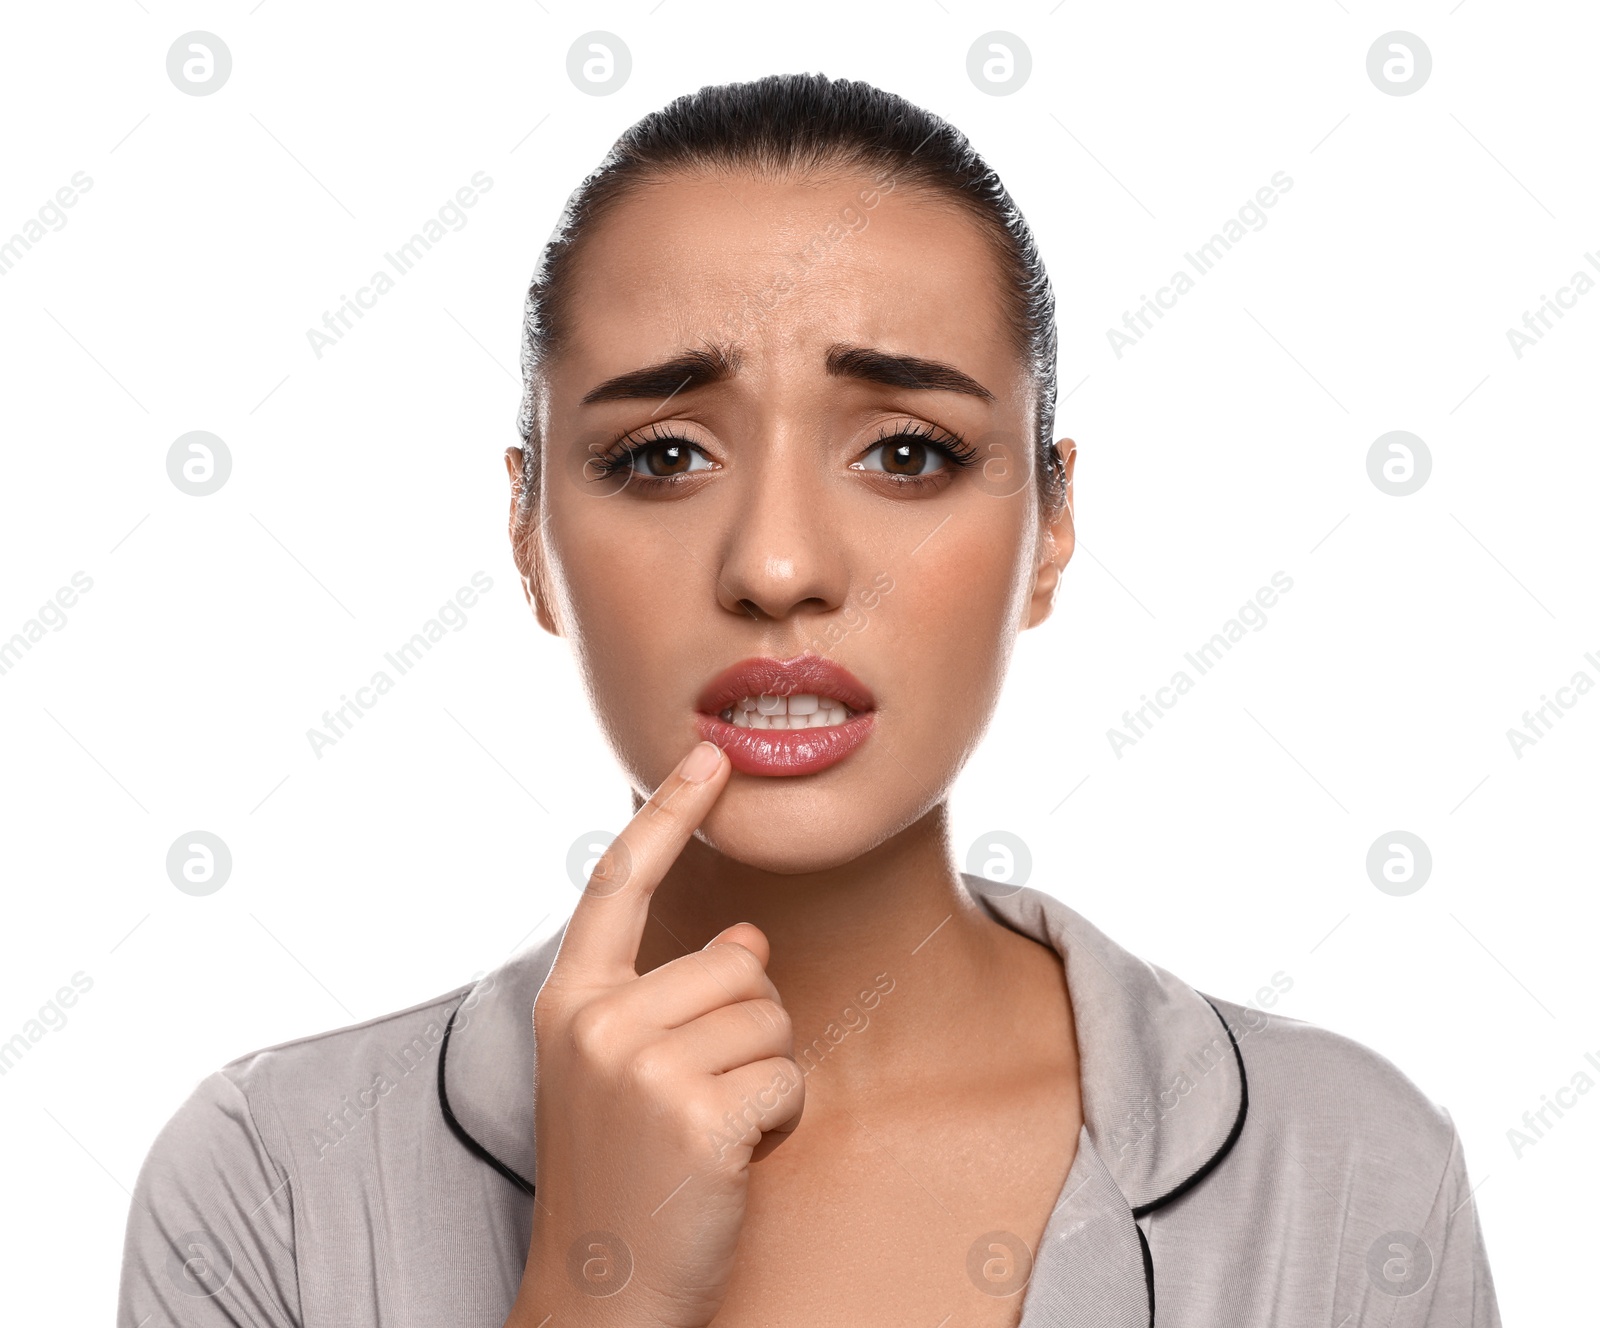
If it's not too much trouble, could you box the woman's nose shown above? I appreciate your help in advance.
[712,465,851,623]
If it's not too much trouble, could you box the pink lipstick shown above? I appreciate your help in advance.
[693,653,877,776]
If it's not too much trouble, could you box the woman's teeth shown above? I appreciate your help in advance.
[718,694,852,729]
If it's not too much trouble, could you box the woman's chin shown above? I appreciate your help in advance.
[687,783,940,878]
[690,813,878,877]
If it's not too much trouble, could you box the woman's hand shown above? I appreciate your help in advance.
[504,740,804,1328]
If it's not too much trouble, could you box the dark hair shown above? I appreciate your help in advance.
[515,71,1066,518]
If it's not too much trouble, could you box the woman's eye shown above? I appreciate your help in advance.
[853,427,976,485]
[859,438,944,477]
[633,440,711,477]
[592,436,714,482]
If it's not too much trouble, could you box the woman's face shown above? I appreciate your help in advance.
[508,168,1074,875]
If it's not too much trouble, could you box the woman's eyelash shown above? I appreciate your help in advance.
[585,422,706,482]
[585,420,979,485]
[869,420,978,470]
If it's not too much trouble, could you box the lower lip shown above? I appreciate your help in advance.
[692,710,877,776]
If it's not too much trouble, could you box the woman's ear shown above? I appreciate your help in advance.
[504,446,563,638]
[1024,439,1076,630]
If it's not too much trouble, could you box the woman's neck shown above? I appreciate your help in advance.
[634,804,1074,1111]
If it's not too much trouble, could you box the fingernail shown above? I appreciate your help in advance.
[681,740,723,783]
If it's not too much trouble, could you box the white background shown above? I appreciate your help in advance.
[1,2,1595,1322]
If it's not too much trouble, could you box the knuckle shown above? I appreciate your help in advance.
[623,1046,677,1095]
[714,941,763,984]
[640,778,690,824]
[747,998,790,1040]
[762,1061,805,1119]
[675,1094,720,1152]
[567,1001,620,1061]
[585,840,634,895]
[683,1092,742,1150]
[781,1061,807,1111]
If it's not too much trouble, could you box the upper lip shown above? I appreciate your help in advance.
[697,653,877,717]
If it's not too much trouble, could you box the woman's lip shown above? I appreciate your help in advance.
[693,710,876,777]
[695,653,876,718]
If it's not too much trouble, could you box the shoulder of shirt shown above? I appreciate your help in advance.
[1201,992,1463,1170]
[195,981,476,1138]
[134,981,479,1211]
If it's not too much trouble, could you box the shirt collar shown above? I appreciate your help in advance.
[438,873,1246,1215]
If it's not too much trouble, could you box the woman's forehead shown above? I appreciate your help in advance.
[556,172,1016,393]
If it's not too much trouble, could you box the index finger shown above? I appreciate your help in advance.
[552,739,730,983]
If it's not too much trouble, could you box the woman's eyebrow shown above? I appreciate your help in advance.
[825,343,996,402]
[579,346,738,407]
[579,341,995,407]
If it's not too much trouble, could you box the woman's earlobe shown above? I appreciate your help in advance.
[1024,441,1076,628]
[517,531,564,638]
[520,543,565,639]
[504,446,564,637]
[1025,552,1066,629]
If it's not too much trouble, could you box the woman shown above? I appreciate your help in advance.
[118,73,1500,1327]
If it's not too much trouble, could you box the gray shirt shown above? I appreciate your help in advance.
[118,875,1501,1326]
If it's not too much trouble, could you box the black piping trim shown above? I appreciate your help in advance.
[436,993,537,1197]
[435,985,1246,1225]
[1136,1223,1154,1327]
[1129,994,1249,1219]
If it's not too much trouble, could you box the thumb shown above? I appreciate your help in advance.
[702,921,770,968]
